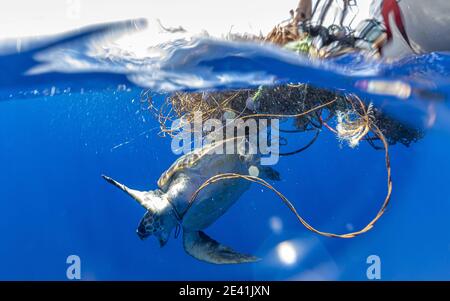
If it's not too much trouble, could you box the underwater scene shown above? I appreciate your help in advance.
[1,0,450,280]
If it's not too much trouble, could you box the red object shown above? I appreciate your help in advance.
[381,0,411,46]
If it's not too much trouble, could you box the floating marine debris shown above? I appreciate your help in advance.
[147,83,423,148]
[145,0,423,146]
[106,1,426,263]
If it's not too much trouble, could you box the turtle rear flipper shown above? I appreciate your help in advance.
[183,230,260,264]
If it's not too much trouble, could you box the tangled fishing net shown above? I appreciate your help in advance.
[142,0,424,238]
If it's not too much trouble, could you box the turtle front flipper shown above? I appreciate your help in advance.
[182,230,260,264]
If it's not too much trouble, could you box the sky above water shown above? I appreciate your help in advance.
[0,0,371,39]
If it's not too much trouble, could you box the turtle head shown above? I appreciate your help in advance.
[102,175,178,247]
[137,209,176,247]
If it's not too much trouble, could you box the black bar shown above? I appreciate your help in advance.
[0,281,448,298]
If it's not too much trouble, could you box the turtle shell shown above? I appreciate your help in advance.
[157,144,217,190]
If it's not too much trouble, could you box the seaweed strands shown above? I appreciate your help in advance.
[145,90,253,138]
[265,10,303,45]
[265,19,304,46]
[265,0,312,46]
[145,84,423,148]
[336,100,374,148]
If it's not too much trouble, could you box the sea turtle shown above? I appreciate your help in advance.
[102,143,280,264]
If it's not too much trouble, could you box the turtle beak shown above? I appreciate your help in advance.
[159,238,168,247]
[136,229,149,240]
[102,175,150,210]
[157,231,170,248]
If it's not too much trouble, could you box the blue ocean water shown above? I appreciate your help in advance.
[0,21,449,280]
